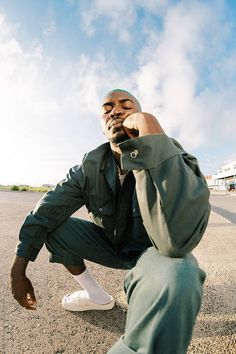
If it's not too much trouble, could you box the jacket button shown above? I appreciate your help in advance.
[99,207,103,211]
[130,149,138,158]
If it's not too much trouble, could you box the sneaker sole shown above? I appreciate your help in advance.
[62,296,115,312]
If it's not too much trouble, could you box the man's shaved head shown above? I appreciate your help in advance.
[104,89,142,111]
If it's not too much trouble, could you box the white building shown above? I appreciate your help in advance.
[213,160,236,191]
[205,175,215,190]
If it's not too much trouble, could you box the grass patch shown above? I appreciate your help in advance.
[28,186,50,193]
[10,185,19,191]
[19,187,28,191]
[0,185,51,193]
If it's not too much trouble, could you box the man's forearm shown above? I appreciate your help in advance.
[119,134,210,256]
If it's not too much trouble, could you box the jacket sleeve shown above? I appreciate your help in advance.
[15,165,85,261]
[119,134,211,257]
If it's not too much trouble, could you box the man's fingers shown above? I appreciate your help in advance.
[17,296,37,310]
[29,291,36,303]
[123,127,139,139]
[27,292,37,308]
[27,282,36,302]
[26,284,37,309]
[13,291,37,310]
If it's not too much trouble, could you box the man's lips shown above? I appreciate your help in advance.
[107,118,124,131]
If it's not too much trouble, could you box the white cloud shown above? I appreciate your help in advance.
[0,0,236,184]
[0,13,101,185]
[78,0,236,161]
[81,0,170,43]
[81,0,135,42]
[132,1,236,151]
[0,14,61,185]
[0,12,135,185]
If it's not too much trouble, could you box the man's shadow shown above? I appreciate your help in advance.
[69,282,236,338]
[211,205,236,224]
[70,302,127,335]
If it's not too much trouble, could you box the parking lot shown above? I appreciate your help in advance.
[0,190,235,353]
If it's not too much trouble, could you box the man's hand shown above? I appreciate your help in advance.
[11,256,37,310]
[122,112,164,138]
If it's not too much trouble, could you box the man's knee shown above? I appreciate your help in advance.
[122,248,206,354]
[125,247,206,306]
[45,218,86,266]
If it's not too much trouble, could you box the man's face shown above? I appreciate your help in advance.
[101,91,141,145]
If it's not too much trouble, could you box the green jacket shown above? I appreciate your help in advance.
[16,134,210,261]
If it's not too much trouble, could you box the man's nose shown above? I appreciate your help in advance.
[110,107,122,118]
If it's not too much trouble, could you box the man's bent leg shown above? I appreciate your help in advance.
[45,217,127,311]
[108,247,206,354]
[45,217,126,269]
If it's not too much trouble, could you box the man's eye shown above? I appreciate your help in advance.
[123,107,131,110]
[104,110,111,114]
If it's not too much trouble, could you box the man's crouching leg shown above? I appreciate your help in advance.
[108,247,206,354]
[45,217,117,311]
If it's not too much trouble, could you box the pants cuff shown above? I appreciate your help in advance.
[49,253,84,266]
[107,336,136,354]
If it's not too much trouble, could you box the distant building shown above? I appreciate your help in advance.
[213,160,236,191]
[205,175,215,190]
[41,184,54,189]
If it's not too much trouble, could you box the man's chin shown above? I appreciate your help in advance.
[110,131,130,144]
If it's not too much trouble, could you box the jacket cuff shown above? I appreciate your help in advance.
[15,242,40,262]
[118,134,180,171]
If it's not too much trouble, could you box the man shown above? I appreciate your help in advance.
[11,89,210,354]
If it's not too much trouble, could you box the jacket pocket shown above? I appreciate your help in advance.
[88,200,114,229]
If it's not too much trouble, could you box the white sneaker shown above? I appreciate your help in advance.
[62,290,115,312]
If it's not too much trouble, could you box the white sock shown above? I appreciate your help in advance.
[72,268,112,305]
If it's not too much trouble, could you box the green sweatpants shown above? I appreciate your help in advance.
[45,217,206,354]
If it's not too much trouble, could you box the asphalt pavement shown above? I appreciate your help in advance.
[0,190,235,354]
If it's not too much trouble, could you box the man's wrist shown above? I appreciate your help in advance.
[11,255,29,276]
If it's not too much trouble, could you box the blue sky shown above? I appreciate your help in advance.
[0,0,236,185]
